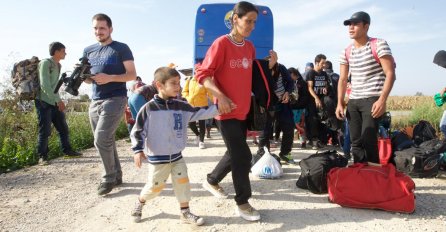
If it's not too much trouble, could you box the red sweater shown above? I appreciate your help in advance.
[196,35,255,120]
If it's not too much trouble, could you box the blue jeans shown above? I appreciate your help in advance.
[35,99,71,158]
[440,110,446,138]
[89,96,126,183]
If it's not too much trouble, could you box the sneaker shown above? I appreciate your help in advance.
[279,153,296,165]
[116,177,123,185]
[199,142,206,149]
[202,181,228,199]
[180,209,204,226]
[235,203,260,221]
[312,141,324,150]
[97,182,115,195]
[131,200,145,223]
[38,157,50,166]
[64,150,83,158]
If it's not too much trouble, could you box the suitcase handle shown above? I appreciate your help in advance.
[351,163,397,178]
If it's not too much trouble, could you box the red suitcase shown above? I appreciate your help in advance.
[328,163,415,213]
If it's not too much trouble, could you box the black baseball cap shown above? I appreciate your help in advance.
[343,11,371,26]
[433,50,446,69]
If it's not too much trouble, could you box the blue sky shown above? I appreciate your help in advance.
[1,0,445,96]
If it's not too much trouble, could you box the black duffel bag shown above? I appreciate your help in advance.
[296,150,348,194]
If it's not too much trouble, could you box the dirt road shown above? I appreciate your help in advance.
[1,131,445,232]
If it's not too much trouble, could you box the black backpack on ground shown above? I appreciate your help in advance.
[391,131,414,152]
[296,150,348,194]
[412,120,437,146]
[394,139,446,178]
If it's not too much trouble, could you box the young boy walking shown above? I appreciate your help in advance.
[130,67,218,225]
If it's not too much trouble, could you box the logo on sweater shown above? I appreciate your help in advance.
[173,113,183,130]
[230,57,252,69]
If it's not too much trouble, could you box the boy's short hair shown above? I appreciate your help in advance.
[154,67,180,84]
[49,42,65,56]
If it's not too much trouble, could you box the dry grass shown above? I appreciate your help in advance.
[387,96,433,111]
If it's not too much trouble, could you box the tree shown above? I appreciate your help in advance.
[414,92,424,96]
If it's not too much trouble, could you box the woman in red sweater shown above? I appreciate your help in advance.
[196,1,276,222]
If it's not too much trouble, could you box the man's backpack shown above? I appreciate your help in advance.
[296,150,348,194]
[11,56,41,100]
[412,120,437,146]
[345,37,396,68]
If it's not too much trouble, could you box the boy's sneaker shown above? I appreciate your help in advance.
[202,181,228,199]
[64,150,82,158]
[38,157,50,166]
[180,209,204,226]
[279,153,296,165]
[131,200,145,223]
[97,182,115,195]
[199,142,206,149]
[235,203,260,221]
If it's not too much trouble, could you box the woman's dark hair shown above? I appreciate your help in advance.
[288,67,304,80]
[49,42,65,56]
[92,13,112,28]
[231,1,258,24]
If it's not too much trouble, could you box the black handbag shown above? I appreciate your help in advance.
[246,95,267,131]
[247,60,271,131]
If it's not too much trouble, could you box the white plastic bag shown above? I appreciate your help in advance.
[251,146,283,179]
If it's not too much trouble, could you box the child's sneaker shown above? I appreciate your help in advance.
[199,142,206,149]
[180,209,205,226]
[202,181,228,198]
[131,200,145,223]
[235,203,260,221]
[279,153,296,165]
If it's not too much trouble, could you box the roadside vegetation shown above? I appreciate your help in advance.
[0,76,441,173]
[0,86,128,173]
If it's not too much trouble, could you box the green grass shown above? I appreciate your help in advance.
[0,106,128,173]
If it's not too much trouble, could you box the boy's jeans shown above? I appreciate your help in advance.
[35,99,71,158]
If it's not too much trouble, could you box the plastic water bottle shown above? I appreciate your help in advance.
[379,126,388,138]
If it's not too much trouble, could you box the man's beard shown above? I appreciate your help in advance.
[97,35,111,43]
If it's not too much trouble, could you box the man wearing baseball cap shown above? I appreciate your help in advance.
[335,11,396,164]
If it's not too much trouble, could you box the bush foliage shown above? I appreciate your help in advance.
[0,93,128,173]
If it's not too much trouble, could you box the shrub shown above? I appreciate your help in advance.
[0,103,129,173]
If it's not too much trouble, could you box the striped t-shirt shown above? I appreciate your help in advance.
[339,38,392,99]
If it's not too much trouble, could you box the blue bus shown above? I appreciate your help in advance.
[194,3,274,64]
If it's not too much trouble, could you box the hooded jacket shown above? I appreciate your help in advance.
[131,95,218,164]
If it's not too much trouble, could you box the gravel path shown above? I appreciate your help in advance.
[1,131,445,232]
